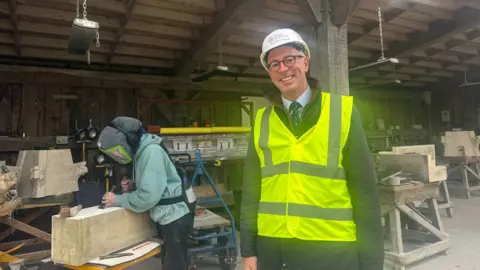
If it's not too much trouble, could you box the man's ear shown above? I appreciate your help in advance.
[304,57,310,72]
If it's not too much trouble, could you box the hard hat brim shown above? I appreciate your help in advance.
[260,41,311,70]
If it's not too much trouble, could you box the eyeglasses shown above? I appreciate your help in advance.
[267,55,304,72]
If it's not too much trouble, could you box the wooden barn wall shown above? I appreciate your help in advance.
[0,83,137,137]
[142,97,243,128]
[432,87,480,134]
[352,90,429,132]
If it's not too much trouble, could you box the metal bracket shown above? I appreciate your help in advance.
[217,137,234,150]
[172,138,193,152]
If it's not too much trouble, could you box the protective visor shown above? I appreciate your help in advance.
[97,125,134,164]
[99,145,132,164]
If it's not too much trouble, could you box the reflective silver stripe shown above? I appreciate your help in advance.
[328,94,342,168]
[258,201,286,215]
[262,162,289,178]
[259,106,273,166]
[258,202,353,221]
[261,161,345,180]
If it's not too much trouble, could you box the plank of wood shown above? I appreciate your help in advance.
[0,238,45,250]
[194,208,230,230]
[51,206,158,266]
[0,207,49,239]
[0,216,51,242]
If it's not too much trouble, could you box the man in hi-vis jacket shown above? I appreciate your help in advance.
[240,28,384,270]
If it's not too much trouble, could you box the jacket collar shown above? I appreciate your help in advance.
[267,86,318,109]
[281,86,312,111]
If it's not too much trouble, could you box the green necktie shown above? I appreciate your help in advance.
[289,101,302,128]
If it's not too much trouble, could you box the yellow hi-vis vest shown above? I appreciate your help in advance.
[253,91,356,242]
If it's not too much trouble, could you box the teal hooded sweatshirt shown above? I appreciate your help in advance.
[114,133,190,225]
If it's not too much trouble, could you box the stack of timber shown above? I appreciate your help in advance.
[51,206,158,266]
[15,149,87,198]
[377,144,447,184]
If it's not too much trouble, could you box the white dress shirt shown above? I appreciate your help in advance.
[281,86,312,116]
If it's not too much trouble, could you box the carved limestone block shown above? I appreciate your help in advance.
[440,131,480,157]
[15,149,88,198]
[51,206,157,266]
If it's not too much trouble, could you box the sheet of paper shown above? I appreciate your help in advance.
[87,241,161,267]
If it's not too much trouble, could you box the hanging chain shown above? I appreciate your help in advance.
[377,1,385,60]
[96,30,100,47]
[76,0,80,19]
[87,50,91,65]
[83,0,88,18]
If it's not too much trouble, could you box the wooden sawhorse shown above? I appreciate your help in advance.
[0,194,75,264]
[439,156,480,199]
[380,182,451,270]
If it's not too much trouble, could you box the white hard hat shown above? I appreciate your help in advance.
[260,28,311,70]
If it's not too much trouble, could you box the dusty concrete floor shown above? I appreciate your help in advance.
[129,195,480,270]
[404,195,480,270]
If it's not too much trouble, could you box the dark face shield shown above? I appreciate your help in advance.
[97,125,134,165]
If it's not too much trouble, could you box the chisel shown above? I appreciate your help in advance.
[99,252,133,260]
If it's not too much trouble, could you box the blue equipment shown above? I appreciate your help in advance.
[173,149,239,270]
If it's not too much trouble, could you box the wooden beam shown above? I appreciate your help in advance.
[0,64,270,95]
[16,5,121,30]
[8,0,20,56]
[174,0,262,77]
[297,0,322,25]
[384,7,480,58]
[107,0,138,64]
[309,0,349,94]
[349,6,406,43]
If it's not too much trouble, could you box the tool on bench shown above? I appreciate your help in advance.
[99,185,116,209]
[131,242,151,251]
[99,252,133,260]
[1,165,9,173]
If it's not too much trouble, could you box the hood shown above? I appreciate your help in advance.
[136,133,164,157]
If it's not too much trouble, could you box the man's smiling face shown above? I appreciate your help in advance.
[266,45,309,100]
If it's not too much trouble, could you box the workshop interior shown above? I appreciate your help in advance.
[2,0,480,269]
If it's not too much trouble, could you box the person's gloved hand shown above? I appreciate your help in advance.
[121,176,133,193]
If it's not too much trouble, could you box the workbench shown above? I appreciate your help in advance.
[61,240,162,270]
[380,182,450,270]
[0,193,74,264]
[57,208,231,270]
[438,156,480,199]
